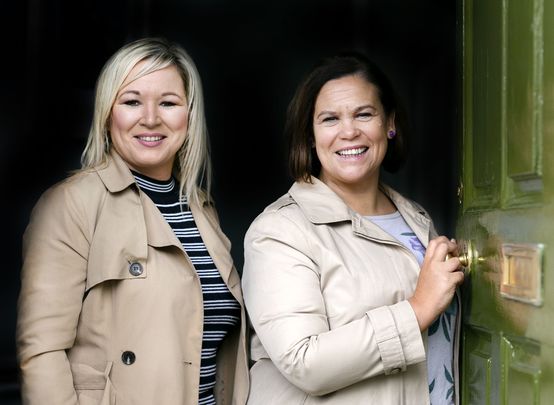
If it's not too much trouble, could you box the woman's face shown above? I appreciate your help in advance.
[313,74,394,192]
[110,61,188,180]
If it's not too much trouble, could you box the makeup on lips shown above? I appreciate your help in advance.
[135,133,166,147]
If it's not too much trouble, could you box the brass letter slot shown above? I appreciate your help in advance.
[500,243,544,306]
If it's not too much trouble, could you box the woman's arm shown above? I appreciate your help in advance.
[409,236,464,331]
[242,211,425,396]
[17,183,91,404]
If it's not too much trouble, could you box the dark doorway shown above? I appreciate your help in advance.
[1,1,457,402]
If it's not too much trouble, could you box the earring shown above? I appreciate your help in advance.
[387,130,397,139]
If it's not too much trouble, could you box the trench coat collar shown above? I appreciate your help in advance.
[95,149,213,206]
[95,149,137,193]
[288,176,432,247]
[94,150,234,283]
[288,177,351,224]
[379,184,432,247]
[93,150,182,251]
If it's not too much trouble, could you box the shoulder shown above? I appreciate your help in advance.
[35,170,107,212]
[251,191,303,225]
[27,170,114,239]
[262,192,297,215]
[245,191,311,246]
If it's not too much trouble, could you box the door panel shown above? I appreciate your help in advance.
[505,0,544,206]
[463,327,496,404]
[459,0,554,403]
[501,336,541,405]
[465,0,503,209]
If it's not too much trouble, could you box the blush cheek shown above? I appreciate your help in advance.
[110,107,138,136]
[164,109,189,138]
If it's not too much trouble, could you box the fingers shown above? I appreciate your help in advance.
[444,256,462,272]
[452,269,465,285]
[427,236,460,261]
[426,236,456,263]
[449,238,460,256]
[425,236,449,257]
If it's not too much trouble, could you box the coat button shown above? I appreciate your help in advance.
[129,262,143,276]
[121,351,136,365]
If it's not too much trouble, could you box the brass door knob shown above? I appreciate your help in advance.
[458,253,469,267]
[447,240,483,270]
[446,253,469,267]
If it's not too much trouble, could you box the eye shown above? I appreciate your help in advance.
[123,99,140,107]
[160,101,177,107]
[321,116,338,123]
[357,112,374,120]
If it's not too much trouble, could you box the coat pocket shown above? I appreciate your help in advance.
[72,362,116,405]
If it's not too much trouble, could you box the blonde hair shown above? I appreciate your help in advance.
[81,37,212,205]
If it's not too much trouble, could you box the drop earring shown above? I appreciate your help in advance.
[387,130,396,139]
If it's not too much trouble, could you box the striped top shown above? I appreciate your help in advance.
[133,172,240,405]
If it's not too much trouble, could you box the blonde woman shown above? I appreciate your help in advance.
[17,38,248,405]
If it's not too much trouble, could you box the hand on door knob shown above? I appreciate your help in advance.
[446,240,484,270]
[458,253,469,267]
[446,253,469,267]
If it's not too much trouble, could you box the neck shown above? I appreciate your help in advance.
[319,176,395,216]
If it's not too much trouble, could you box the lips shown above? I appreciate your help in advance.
[135,135,165,142]
[336,147,368,157]
[134,134,166,147]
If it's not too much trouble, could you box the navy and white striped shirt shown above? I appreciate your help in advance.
[133,172,240,405]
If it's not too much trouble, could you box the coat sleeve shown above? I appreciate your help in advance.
[17,183,92,405]
[242,210,426,396]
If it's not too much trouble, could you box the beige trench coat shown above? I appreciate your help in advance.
[242,177,460,405]
[17,151,249,405]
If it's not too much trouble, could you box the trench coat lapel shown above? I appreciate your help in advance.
[139,192,185,251]
[289,177,432,247]
[141,192,238,296]
[96,150,184,252]
[190,201,236,288]
[98,150,239,296]
[381,185,432,247]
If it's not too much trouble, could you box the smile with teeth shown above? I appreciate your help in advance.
[136,135,164,142]
[336,147,368,156]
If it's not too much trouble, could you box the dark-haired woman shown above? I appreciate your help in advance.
[242,54,463,404]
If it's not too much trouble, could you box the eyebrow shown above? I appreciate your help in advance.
[118,90,184,99]
[315,104,376,119]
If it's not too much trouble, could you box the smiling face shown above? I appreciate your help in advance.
[313,74,395,193]
[110,61,188,180]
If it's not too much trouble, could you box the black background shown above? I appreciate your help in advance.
[1,1,458,402]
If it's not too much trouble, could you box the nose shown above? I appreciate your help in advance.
[339,119,359,139]
[141,103,161,127]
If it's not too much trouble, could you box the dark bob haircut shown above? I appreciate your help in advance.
[286,53,408,182]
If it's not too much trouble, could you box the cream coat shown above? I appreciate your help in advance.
[17,151,249,405]
[242,178,459,405]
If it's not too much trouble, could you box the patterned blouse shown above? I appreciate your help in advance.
[366,211,457,405]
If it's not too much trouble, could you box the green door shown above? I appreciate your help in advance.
[459,0,554,403]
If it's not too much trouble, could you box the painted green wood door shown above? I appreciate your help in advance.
[459,0,554,403]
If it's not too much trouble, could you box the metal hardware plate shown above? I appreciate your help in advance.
[500,243,544,306]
